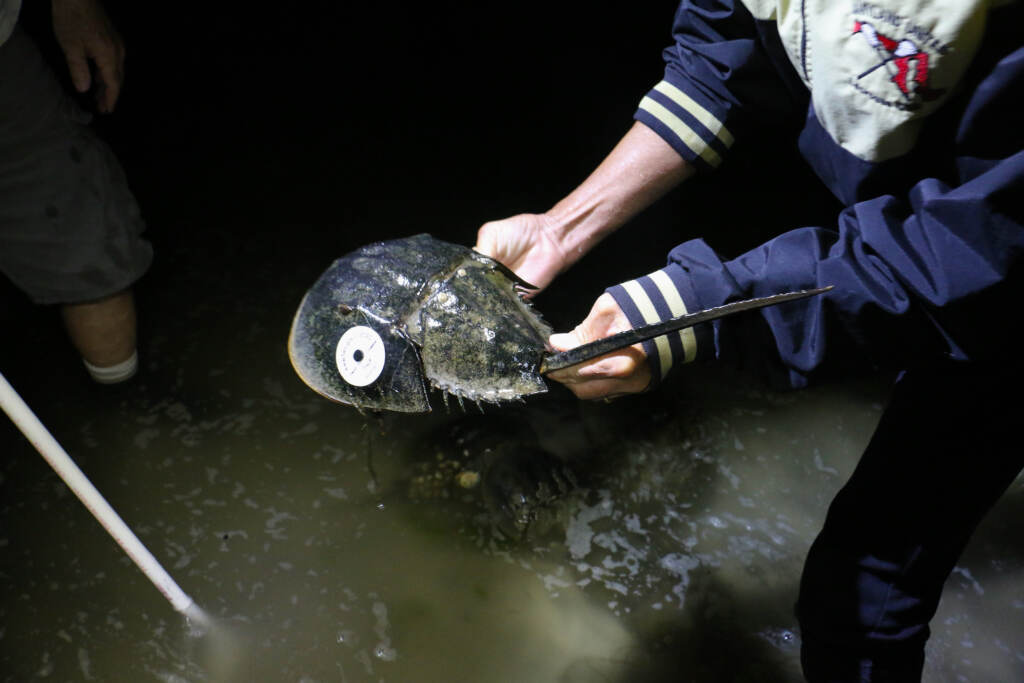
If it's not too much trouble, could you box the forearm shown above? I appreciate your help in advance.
[546,121,693,266]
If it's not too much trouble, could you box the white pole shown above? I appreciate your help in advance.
[0,371,195,614]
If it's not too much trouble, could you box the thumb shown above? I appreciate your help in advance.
[473,229,497,259]
[549,331,583,351]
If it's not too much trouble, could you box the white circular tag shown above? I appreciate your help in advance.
[335,326,386,387]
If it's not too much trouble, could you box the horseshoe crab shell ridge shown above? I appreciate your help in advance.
[288,234,554,413]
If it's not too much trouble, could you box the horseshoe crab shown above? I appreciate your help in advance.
[407,414,582,540]
[288,234,553,413]
[288,234,830,413]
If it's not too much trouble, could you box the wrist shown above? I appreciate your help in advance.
[543,122,693,265]
[544,194,620,267]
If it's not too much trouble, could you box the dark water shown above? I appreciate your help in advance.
[3,4,1023,681]
[2,241,1022,681]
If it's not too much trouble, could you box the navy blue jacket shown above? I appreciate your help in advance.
[607,0,1024,388]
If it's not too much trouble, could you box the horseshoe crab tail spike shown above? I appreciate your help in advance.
[540,286,833,373]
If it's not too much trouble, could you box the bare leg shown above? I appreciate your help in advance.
[61,289,138,382]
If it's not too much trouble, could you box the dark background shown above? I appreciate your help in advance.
[2,1,841,396]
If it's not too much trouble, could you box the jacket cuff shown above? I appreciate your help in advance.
[634,79,735,173]
[605,263,714,386]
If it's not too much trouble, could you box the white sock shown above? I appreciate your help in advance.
[82,350,138,384]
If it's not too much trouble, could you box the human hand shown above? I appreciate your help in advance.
[51,0,125,113]
[474,213,571,294]
[545,293,651,400]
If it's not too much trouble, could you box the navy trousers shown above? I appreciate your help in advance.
[796,361,1024,682]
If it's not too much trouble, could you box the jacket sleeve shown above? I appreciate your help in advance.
[610,44,1024,389]
[634,0,798,173]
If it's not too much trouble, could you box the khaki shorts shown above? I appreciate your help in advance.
[0,26,152,305]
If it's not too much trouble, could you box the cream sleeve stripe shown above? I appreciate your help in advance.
[620,279,675,379]
[649,270,698,364]
[652,81,735,148]
[618,271,701,381]
[638,96,725,168]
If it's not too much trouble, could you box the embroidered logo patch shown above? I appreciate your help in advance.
[849,2,951,111]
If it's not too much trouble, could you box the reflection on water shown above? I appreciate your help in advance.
[2,245,1022,682]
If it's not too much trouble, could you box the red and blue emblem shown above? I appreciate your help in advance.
[853,20,944,101]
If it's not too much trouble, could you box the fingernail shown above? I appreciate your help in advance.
[549,333,575,350]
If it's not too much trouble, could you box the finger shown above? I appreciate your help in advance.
[65,50,92,93]
[576,353,638,378]
[548,324,637,379]
[91,53,123,113]
[549,310,636,354]
[99,73,121,112]
[561,374,650,401]
[546,350,637,384]
[473,225,497,258]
